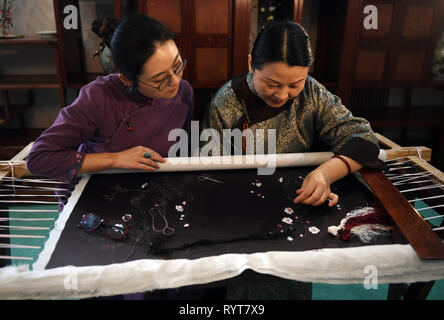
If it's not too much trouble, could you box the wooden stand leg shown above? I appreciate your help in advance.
[388,283,409,300]
[437,112,444,169]
[59,87,67,108]
[388,281,435,300]
[0,90,11,125]
[404,281,435,300]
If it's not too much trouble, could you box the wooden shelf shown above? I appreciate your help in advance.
[370,119,441,128]
[351,79,444,89]
[0,36,57,46]
[352,105,443,128]
[0,37,62,90]
[0,75,61,90]
[428,80,444,89]
[0,128,44,160]
[64,73,103,89]
[0,31,67,127]
[0,73,103,91]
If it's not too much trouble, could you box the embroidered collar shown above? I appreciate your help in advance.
[113,75,153,105]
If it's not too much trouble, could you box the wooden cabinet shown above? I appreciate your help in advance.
[0,0,90,127]
[312,0,444,97]
[136,0,251,88]
[0,37,66,126]
[53,0,88,89]
[337,0,444,105]
[308,0,444,167]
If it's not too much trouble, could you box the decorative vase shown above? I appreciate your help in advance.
[0,0,21,38]
[431,32,444,80]
[99,46,115,75]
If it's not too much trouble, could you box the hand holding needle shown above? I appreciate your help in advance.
[197,174,224,184]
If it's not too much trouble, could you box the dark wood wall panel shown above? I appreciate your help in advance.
[195,48,229,86]
[144,0,182,34]
[195,0,230,34]
[337,0,443,105]
[402,4,435,39]
[53,0,86,88]
[360,3,394,39]
[140,0,239,88]
[395,50,425,81]
[355,49,386,81]
[232,0,251,78]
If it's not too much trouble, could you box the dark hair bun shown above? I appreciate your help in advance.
[91,17,120,47]
[251,21,313,69]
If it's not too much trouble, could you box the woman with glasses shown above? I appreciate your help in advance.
[203,21,384,208]
[26,15,192,183]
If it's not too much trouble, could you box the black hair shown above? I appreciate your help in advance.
[92,14,175,91]
[251,21,314,70]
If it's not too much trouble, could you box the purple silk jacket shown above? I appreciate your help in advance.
[26,74,194,183]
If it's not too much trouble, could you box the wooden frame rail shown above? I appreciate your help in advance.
[361,133,444,259]
[360,167,444,259]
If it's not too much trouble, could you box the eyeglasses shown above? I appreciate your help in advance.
[78,212,130,241]
[139,58,187,92]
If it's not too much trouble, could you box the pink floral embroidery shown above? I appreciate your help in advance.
[66,152,85,182]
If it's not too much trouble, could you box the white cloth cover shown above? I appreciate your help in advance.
[1,153,443,299]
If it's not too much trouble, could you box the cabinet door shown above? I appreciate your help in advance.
[53,0,87,88]
[338,0,444,105]
[192,0,232,88]
[142,0,182,34]
[393,1,441,82]
[357,0,442,84]
[140,0,249,88]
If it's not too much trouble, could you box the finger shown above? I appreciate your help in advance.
[138,147,165,163]
[327,192,339,207]
[144,148,166,163]
[298,176,307,190]
[139,158,160,169]
[311,191,329,206]
[294,184,315,204]
[302,187,324,205]
[134,163,157,172]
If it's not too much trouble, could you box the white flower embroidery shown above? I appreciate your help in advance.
[282,217,293,225]
[308,226,320,234]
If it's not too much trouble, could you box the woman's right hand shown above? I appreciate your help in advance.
[112,146,166,171]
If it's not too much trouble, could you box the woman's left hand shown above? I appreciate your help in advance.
[293,167,338,207]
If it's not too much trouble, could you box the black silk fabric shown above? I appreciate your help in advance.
[47,167,394,268]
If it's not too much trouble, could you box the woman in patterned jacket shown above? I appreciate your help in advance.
[203,21,383,207]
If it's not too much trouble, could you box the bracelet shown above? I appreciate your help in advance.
[331,154,352,175]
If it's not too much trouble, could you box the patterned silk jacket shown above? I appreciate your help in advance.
[203,72,384,169]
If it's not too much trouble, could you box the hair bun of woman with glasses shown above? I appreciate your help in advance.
[91,16,120,49]
[27,14,193,184]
